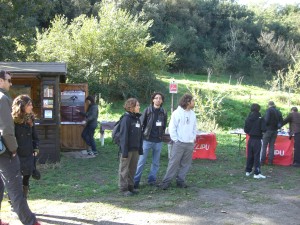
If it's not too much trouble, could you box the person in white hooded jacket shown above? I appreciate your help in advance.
[160,94,197,190]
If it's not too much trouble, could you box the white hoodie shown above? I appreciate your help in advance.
[169,106,197,143]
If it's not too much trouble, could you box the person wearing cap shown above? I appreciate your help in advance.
[261,101,283,165]
[0,70,41,225]
[281,107,300,167]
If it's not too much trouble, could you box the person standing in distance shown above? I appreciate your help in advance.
[261,101,283,165]
[160,94,197,190]
[118,98,143,196]
[0,70,41,225]
[134,92,167,189]
[77,95,99,157]
[281,107,300,167]
[244,103,267,179]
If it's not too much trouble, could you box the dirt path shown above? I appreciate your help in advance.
[2,182,300,225]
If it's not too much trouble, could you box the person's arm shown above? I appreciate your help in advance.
[282,113,292,127]
[0,96,18,153]
[86,105,98,124]
[119,116,130,158]
[163,109,168,134]
[169,112,179,142]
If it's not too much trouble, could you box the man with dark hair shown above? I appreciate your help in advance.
[160,93,197,190]
[0,70,41,225]
[282,107,300,167]
[133,92,167,189]
[244,103,266,179]
[261,101,283,165]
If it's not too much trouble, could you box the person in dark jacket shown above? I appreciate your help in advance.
[0,70,41,225]
[118,98,143,196]
[78,96,99,156]
[244,103,267,179]
[12,95,40,199]
[282,107,300,167]
[134,92,167,189]
[261,101,283,165]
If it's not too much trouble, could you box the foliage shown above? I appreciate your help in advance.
[187,83,227,132]
[34,1,175,101]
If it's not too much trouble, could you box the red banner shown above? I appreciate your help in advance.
[246,135,294,166]
[193,133,217,160]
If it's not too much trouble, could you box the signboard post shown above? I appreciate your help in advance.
[169,80,178,112]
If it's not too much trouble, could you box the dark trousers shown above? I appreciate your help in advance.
[294,133,300,164]
[262,130,278,163]
[81,124,97,152]
[0,154,36,225]
[246,138,262,175]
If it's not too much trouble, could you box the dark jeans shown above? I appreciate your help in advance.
[81,123,97,152]
[0,154,36,225]
[262,130,278,163]
[246,138,262,175]
[294,133,300,164]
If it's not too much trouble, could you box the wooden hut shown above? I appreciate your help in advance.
[0,62,88,163]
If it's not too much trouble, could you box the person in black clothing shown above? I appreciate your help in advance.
[244,103,267,179]
[134,92,167,188]
[261,101,283,165]
[282,107,300,167]
[12,95,40,199]
[78,96,99,156]
[118,98,143,196]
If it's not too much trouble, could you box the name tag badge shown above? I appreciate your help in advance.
[136,123,140,128]
[156,121,162,126]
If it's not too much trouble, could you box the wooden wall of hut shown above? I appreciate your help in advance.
[60,83,88,151]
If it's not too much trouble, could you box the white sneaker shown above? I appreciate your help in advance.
[253,174,266,179]
[245,172,252,176]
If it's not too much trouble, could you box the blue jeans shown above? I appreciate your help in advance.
[81,123,97,152]
[134,141,162,186]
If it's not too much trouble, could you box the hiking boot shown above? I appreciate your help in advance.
[177,182,188,188]
[122,191,134,197]
[253,174,266,179]
[148,181,156,186]
[159,183,170,190]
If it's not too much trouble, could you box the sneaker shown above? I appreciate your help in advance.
[245,172,252,176]
[93,151,98,156]
[0,219,10,225]
[86,151,96,158]
[254,174,266,179]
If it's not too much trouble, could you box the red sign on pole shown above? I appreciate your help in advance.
[169,81,178,93]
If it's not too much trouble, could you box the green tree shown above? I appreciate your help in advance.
[35,0,175,101]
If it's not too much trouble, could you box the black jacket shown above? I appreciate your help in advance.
[264,106,283,131]
[15,122,39,175]
[119,112,143,158]
[244,112,266,139]
[80,103,98,127]
[141,105,167,140]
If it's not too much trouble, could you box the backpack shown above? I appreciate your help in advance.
[112,114,125,145]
